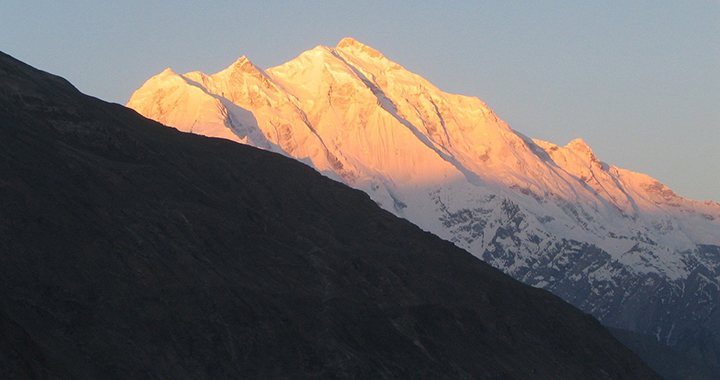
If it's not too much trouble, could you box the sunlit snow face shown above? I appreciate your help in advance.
[127,38,720,275]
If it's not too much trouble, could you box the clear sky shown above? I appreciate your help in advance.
[2,1,719,201]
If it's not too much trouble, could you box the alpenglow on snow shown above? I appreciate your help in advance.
[127,37,720,351]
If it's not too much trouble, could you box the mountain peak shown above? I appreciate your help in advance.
[218,55,271,84]
[566,138,593,155]
[565,138,604,168]
[336,37,365,49]
[158,68,177,76]
[335,37,386,60]
[228,55,258,73]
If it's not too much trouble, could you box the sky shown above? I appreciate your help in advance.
[2,1,719,202]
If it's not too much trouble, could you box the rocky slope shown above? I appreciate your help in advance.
[0,51,661,379]
[127,38,720,375]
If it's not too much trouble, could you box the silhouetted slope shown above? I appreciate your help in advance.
[0,51,660,379]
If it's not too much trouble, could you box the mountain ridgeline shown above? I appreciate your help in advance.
[0,52,662,378]
[127,38,720,376]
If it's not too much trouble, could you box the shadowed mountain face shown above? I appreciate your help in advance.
[609,328,718,380]
[0,52,660,379]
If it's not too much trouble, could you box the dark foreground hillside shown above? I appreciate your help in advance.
[0,51,660,379]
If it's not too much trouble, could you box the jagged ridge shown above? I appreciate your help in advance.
[127,38,720,372]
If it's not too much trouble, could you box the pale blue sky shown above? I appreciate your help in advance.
[2,1,718,201]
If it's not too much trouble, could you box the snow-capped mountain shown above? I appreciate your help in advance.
[127,38,720,354]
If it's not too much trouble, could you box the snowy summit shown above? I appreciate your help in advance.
[127,38,720,348]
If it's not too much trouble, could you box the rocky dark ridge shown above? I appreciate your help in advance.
[0,51,660,379]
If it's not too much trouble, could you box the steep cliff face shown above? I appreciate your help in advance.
[0,50,660,379]
[127,38,720,370]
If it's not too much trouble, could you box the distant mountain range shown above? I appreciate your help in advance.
[127,37,720,377]
[0,50,660,378]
